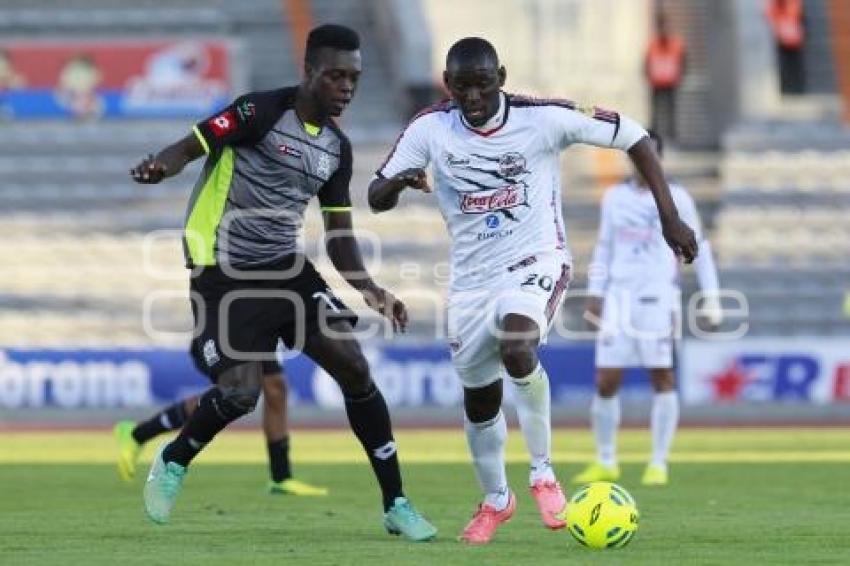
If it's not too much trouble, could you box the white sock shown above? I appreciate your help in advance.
[591,394,620,468]
[650,390,679,468]
[511,364,554,485]
[464,410,510,510]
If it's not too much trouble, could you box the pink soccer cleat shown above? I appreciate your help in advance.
[459,491,516,545]
[530,479,567,530]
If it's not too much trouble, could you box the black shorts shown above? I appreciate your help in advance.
[189,351,282,377]
[189,254,356,379]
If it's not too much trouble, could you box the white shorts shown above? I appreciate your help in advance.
[447,253,571,389]
[595,285,680,369]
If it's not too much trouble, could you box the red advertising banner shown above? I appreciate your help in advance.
[0,39,235,119]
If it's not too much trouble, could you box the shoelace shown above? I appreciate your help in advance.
[161,466,184,498]
[396,501,425,525]
[462,510,499,539]
[469,504,501,528]
[531,480,561,494]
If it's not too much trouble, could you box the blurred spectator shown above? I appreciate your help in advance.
[765,0,805,95]
[645,11,686,145]
[0,49,25,120]
[56,53,104,120]
[0,49,24,90]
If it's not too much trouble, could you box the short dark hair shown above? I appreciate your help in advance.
[446,37,499,68]
[647,129,664,157]
[305,24,360,65]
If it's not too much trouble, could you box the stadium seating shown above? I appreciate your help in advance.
[3,0,815,345]
[715,121,850,335]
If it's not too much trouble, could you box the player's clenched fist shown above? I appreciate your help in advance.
[130,154,168,184]
[392,168,431,193]
[661,217,698,264]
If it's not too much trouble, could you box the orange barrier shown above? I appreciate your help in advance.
[283,0,314,72]
[828,0,850,123]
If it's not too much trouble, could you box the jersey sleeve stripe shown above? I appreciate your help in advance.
[508,93,577,110]
[320,206,352,212]
[192,125,210,154]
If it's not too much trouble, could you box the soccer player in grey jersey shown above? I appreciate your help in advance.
[129,24,436,541]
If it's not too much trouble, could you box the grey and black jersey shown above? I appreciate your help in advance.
[185,87,352,268]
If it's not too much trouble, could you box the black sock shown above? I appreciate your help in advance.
[162,387,245,467]
[344,383,403,511]
[132,401,188,444]
[267,436,292,482]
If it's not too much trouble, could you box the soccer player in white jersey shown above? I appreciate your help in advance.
[573,131,722,487]
[368,38,698,544]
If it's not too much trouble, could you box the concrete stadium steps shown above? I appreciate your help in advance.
[220,0,300,91]
[716,122,850,336]
[0,4,228,37]
[716,147,850,267]
[0,121,196,157]
[309,0,406,138]
[2,212,183,235]
[722,150,850,192]
[724,121,850,152]
[0,311,175,347]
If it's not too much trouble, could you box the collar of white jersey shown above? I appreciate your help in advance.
[460,91,507,136]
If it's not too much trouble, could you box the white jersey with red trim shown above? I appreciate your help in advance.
[377,91,647,291]
[588,178,720,297]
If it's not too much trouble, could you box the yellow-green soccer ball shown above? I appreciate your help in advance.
[565,482,639,549]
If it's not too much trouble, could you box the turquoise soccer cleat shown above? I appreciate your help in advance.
[383,497,438,542]
[143,444,187,525]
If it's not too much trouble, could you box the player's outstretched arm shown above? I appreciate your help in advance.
[627,138,698,263]
[130,133,205,184]
[323,210,408,333]
[367,168,430,212]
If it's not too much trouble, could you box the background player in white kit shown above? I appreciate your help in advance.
[573,131,721,487]
[369,38,698,544]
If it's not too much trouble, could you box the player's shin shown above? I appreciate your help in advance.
[162,386,251,466]
[132,400,189,445]
[650,390,679,467]
[510,364,554,484]
[464,410,510,510]
[343,382,404,511]
[267,436,292,482]
[591,394,621,468]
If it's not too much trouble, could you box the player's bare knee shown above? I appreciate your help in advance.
[650,369,676,393]
[596,369,622,397]
[499,340,537,378]
[597,381,620,398]
[596,376,620,397]
[219,384,261,414]
[218,362,263,415]
[463,381,502,423]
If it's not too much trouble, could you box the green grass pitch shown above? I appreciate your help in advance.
[2,428,849,565]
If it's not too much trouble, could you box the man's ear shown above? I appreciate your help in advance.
[498,65,507,87]
[442,70,450,91]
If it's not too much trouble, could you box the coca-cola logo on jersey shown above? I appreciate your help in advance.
[460,185,527,214]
